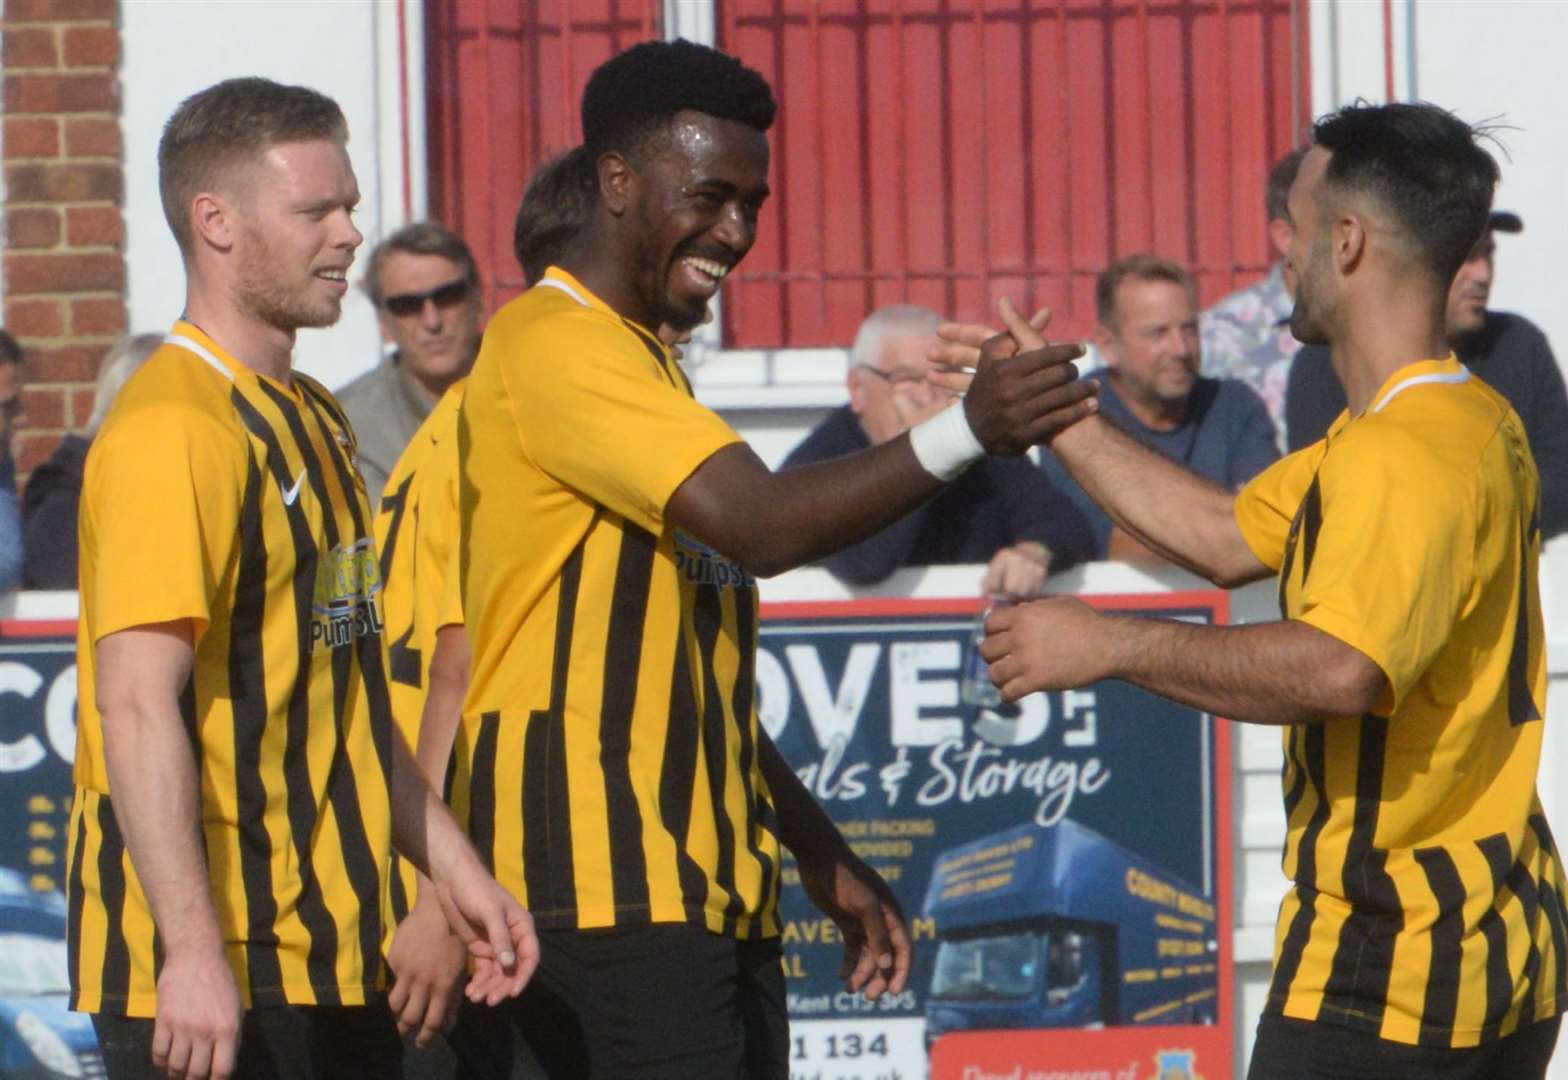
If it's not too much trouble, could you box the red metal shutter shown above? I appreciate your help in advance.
[424,0,664,314]
[423,1,1308,344]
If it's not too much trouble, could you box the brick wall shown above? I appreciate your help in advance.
[1,0,126,476]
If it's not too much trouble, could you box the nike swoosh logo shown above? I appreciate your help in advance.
[282,469,307,506]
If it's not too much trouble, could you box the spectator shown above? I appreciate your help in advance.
[338,222,483,504]
[1043,254,1279,561]
[0,330,23,592]
[1284,210,1568,535]
[21,332,161,590]
[781,304,1095,595]
[1199,147,1307,447]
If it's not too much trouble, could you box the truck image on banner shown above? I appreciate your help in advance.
[922,818,1219,1048]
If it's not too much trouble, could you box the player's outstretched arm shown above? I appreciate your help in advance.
[387,624,473,1045]
[981,598,1387,724]
[667,299,1098,578]
[932,306,1270,587]
[758,736,912,1000]
[97,622,242,1080]
[388,700,538,1005]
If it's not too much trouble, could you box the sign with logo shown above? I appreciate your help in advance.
[0,618,78,894]
[761,593,1234,1080]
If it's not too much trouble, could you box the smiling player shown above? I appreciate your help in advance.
[451,39,1098,1077]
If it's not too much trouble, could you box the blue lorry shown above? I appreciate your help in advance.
[0,868,103,1078]
[922,818,1218,1049]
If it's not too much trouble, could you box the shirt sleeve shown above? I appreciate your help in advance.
[79,403,243,644]
[998,457,1097,570]
[1517,329,1568,539]
[0,483,21,592]
[1287,425,1475,714]
[500,311,743,534]
[1233,445,1321,571]
[1226,384,1283,487]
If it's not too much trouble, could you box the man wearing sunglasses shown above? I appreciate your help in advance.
[339,222,484,505]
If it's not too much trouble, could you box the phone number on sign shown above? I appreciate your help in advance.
[788,1018,927,1080]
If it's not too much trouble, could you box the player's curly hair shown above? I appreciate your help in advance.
[581,38,775,163]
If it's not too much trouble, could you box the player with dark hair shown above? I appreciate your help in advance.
[454,38,1097,1077]
[513,147,591,285]
[70,76,537,1080]
[943,100,1564,1079]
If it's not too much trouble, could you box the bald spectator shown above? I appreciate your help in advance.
[339,223,483,505]
[1284,210,1568,538]
[1200,148,1307,447]
[0,330,22,592]
[1042,255,1278,562]
[21,332,162,591]
[782,305,1095,595]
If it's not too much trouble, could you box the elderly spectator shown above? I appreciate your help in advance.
[1285,211,1568,533]
[782,305,1095,596]
[0,330,23,591]
[21,333,162,590]
[1200,148,1307,447]
[1043,254,1278,562]
[338,222,483,504]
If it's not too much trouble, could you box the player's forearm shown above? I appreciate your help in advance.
[759,734,851,862]
[391,726,487,889]
[100,698,225,960]
[1050,417,1267,586]
[1104,617,1385,725]
[402,625,472,898]
[698,439,947,578]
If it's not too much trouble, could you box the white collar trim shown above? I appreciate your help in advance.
[1371,369,1471,413]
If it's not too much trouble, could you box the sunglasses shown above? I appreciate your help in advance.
[381,277,473,317]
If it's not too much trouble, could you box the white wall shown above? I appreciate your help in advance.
[119,0,412,393]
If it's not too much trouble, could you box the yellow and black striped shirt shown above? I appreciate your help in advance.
[1236,356,1567,1047]
[69,322,395,1016]
[373,378,465,928]
[455,268,781,938]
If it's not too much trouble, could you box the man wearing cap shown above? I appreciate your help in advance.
[1283,210,1568,536]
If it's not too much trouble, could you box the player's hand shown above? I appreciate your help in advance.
[928,304,1056,396]
[388,891,468,1047]
[980,596,1115,701]
[430,851,539,1005]
[151,943,242,1079]
[953,300,1097,454]
[797,846,912,1001]
[982,542,1052,599]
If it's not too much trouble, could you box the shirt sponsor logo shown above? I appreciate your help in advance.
[310,536,384,650]
[674,531,754,590]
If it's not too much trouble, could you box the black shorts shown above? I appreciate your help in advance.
[92,994,404,1080]
[501,923,788,1080]
[1247,1012,1562,1080]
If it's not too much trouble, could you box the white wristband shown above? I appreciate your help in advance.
[908,402,985,481]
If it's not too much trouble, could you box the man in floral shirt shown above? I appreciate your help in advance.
[1199,148,1305,449]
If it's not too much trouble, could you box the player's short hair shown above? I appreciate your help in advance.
[580,38,776,165]
[1265,147,1308,223]
[850,305,942,371]
[1095,254,1196,330]
[158,77,348,256]
[0,328,22,369]
[1311,101,1499,285]
[514,147,592,285]
[363,222,479,307]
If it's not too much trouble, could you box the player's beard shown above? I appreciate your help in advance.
[234,228,342,332]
